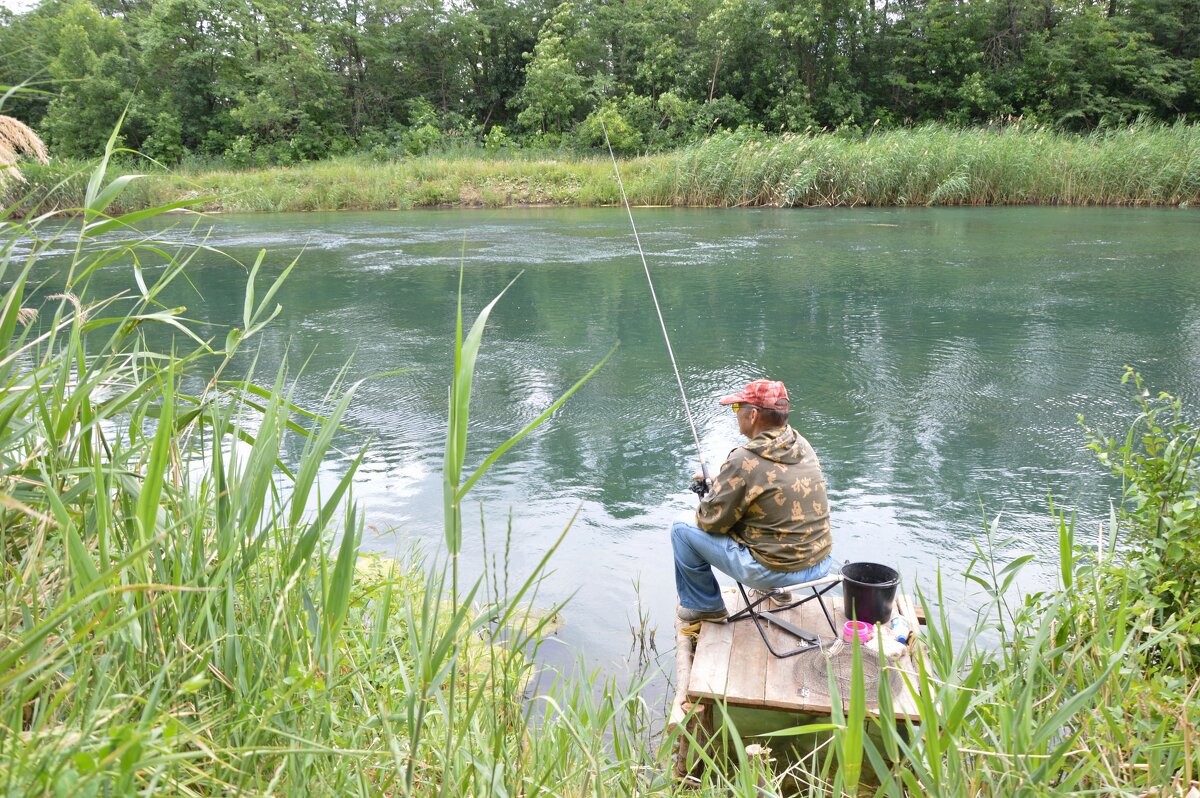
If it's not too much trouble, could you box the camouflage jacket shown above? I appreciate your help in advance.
[696,425,832,572]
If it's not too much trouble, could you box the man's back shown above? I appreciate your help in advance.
[696,425,832,572]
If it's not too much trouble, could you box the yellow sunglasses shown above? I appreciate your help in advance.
[731,402,758,414]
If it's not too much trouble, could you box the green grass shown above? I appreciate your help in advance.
[2,122,1199,796]
[0,134,675,796]
[4,154,639,215]
[7,122,1198,216]
[659,122,1200,207]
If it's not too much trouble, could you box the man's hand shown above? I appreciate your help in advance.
[689,473,711,497]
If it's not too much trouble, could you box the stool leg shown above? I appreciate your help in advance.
[732,583,823,657]
[815,587,838,634]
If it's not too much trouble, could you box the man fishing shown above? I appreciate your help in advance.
[672,379,834,623]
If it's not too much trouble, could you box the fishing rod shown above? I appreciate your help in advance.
[599,120,712,495]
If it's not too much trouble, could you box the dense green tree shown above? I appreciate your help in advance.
[1018,3,1184,127]
[1119,0,1199,115]
[0,10,49,126]
[514,3,600,134]
[37,0,143,157]
[136,0,239,152]
[349,0,466,130]
[0,0,1194,161]
[516,31,587,134]
[461,0,553,129]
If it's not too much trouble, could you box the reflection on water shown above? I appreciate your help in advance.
[24,206,1200,689]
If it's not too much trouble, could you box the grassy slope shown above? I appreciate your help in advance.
[7,123,1200,216]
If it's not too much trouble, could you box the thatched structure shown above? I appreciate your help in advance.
[0,115,49,186]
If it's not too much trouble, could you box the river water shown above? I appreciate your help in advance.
[32,206,1200,689]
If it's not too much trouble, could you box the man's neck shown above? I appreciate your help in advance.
[747,423,786,439]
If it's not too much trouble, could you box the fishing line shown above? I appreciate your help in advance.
[600,120,712,487]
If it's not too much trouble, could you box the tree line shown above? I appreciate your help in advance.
[1,0,1196,165]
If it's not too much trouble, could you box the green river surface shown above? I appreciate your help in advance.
[28,205,1200,693]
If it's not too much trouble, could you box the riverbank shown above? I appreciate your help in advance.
[7,123,1198,216]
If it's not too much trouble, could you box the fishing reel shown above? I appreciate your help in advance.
[689,477,712,498]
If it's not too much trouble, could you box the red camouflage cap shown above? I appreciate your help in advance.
[718,379,790,411]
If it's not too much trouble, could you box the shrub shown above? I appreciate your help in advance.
[484,124,508,155]
[369,143,394,163]
[695,95,751,135]
[223,134,255,169]
[404,123,442,156]
[287,116,331,161]
[141,111,185,165]
[576,104,641,153]
[613,94,662,149]
[1084,368,1200,665]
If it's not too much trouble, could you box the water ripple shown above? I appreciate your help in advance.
[16,206,1200,677]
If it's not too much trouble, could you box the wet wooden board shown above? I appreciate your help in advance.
[686,605,735,698]
[685,587,922,721]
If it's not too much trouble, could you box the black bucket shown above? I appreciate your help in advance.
[841,562,900,624]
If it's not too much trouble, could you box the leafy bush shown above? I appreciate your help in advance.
[611,94,662,149]
[222,134,256,169]
[406,96,439,128]
[403,123,442,156]
[288,116,332,161]
[576,104,641,153]
[1084,368,1200,660]
[141,111,185,165]
[484,124,508,155]
[369,143,394,162]
[695,96,751,136]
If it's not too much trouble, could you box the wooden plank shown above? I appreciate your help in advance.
[686,622,733,700]
[684,589,923,723]
[762,594,840,714]
[723,591,769,707]
[686,592,738,701]
[668,621,695,732]
[889,661,922,719]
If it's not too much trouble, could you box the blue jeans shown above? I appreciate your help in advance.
[671,515,834,611]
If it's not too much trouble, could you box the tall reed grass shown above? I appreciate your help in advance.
[0,127,671,795]
[659,122,1200,207]
[3,117,1198,797]
[6,123,1197,215]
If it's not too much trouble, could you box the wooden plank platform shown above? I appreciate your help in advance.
[683,587,922,721]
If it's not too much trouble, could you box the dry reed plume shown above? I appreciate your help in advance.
[0,114,49,186]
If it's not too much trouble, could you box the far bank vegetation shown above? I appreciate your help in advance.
[5,123,1200,215]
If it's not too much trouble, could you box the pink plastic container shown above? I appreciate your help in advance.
[842,620,874,644]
